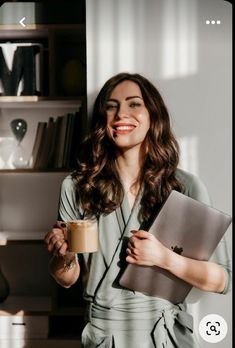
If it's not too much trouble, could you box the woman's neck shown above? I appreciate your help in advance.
[115,147,143,193]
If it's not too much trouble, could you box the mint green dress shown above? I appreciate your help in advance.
[58,169,232,348]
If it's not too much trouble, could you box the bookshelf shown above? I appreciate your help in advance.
[0,1,87,346]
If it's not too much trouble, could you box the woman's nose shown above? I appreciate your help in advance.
[116,104,129,118]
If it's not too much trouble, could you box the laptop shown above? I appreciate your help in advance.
[119,190,232,304]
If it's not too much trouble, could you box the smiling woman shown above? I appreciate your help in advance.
[72,73,182,220]
[44,72,232,348]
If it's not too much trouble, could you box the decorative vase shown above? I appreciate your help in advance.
[0,267,10,303]
[10,118,29,169]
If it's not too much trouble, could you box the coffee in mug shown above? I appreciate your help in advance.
[67,219,99,253]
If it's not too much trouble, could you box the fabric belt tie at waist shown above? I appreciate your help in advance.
[152,306,193,347]
[88,303,193,347]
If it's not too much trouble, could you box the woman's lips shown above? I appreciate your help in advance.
[113,124,136,135]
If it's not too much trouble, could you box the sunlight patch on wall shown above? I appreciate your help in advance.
[161,0,198,79]
[178,135,199,176]
[86,0,199,116]
[86,0,137,95]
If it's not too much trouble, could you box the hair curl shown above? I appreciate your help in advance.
[72,73,183,222]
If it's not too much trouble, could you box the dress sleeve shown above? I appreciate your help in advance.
[57,175,82,222]
[176,169,232,294]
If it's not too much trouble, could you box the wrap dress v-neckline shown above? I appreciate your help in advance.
[85,190,142,305]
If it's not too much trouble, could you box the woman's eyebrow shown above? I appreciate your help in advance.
[126,96,143,101]
[107,96,143,103]
[107,99,118,103]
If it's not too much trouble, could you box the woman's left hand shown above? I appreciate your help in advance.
[126,230,170,268]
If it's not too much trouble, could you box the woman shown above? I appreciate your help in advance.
[44,73,231,347]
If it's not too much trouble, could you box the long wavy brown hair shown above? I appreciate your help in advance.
[72,72,183,222]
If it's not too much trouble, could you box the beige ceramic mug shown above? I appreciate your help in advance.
[67,219,99,253]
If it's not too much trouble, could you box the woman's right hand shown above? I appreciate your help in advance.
[44,221,80,287]
[44,221,69,257]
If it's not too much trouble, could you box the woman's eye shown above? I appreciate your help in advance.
[106,104,117,110]
[129,102,141,108]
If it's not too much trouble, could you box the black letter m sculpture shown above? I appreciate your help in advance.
[0,44,42,96]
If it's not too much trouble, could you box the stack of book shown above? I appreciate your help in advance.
[30,108,83,170]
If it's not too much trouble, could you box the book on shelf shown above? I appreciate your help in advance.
[56,113,70,169]
[30,121,47,168]
[34,117,55,169]
[55,110,81,169]
[50,115,63,169]
[62,112,76,168]
[30,108,82,170]
[69,108,83,169]
[46,116,60,169]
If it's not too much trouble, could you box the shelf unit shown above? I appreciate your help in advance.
[0,1,87,345]
[0,231,45,246]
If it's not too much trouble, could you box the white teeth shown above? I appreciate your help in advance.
[116,126,134,130]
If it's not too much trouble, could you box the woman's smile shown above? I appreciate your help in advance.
[112,122,137,135]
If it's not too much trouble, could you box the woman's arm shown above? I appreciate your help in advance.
[44,175,83,287]
[49,253,80,288]
[163,246,226,293]
[126,230,226,293]
[44,222,80,288]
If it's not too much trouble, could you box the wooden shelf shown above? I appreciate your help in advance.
[0,96,40,102]
[0,24,85,31]
[0,296,51,316]
[0,339,81,348]
[0,24,85,39]
[0,96,83,108]
[0,169,72,174]
[0,231,46,245]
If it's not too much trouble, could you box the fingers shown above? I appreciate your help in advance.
[126,230,154,264]
[126,246,139,257]
[126,255,137,264]
[44,228,63,247]
[44,221,68,256]
[128,229,150,248]
[127,234,141,258]
[54,221,68,239]
[127,231,140,256]
[58,241,68,256]
[130,230,151,239]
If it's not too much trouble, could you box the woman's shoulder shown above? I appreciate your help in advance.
[175,168,211,204]
[59,174,78,202]
[59,174,81,220]
[175,168,202,187]
[61,174,76,191]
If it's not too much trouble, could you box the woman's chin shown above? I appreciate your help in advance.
[113,139,143,151]
[113,136,133,146]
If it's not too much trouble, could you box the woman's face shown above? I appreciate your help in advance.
[106,80,150,151]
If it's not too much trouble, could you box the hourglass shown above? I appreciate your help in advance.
[0,137,15,169]
[10,118,29,168]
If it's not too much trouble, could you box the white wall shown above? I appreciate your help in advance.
[86,0,232,347]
